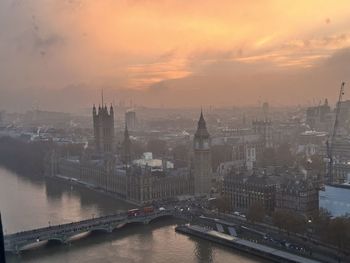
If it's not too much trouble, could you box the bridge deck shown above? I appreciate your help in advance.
[5,210,176,252]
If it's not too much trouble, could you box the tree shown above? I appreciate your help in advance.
[272,210,288,230]
[215,196,231,213]
[272,210,306,234]
[326,216,350,252]
[310,208,331,239]
[0,137,54,176]
[247,202,265,223]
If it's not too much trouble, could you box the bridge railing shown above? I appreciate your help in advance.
[5,209,175,241]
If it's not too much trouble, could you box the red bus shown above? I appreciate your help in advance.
[143,206,154,214]
[127,208,141,217]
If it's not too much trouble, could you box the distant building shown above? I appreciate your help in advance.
[121,124,132,165]
[297,130,327,157]
[324,138,350,184]
[59,154,127,199]
[223,167,319,217]
[193,111,212,196]
[252,120,273,148]
[47,103,199,205]
[306,99,331,131]
[223,172,277,214]
[337,100,350,128]
[125,110,137,130]
[275,177,319,216]
[93,105,114,153]
[24,110,71,127]
[262,102,269,119]
[213,128,259,173]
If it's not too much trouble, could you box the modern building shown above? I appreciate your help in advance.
[306,99,332,131]
[297,130,327,157]
[93,105,114,153]
[323,138,350,184]
[192,111,212,196]
[125,110,137,130]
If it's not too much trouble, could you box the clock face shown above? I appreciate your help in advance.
[195,141,200,149]
[195,139,209,149]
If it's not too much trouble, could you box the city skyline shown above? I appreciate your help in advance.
[1,1,350,111]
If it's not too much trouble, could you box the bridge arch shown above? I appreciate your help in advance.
[47,236,67,244]
[147,213,175,224]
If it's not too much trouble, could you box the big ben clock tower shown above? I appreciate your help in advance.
[193,110,212,196]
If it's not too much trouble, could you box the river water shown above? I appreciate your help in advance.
[0,167,262,263]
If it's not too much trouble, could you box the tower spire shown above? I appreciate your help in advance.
[101,89,104,107]
[198,108,207,130]
[124,122,129,138]
[123,122,132,166]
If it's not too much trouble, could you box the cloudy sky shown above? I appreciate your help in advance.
[1,0,350,112]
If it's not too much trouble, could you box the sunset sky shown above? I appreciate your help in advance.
[1,0,350,111]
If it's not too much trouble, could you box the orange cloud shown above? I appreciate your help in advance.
[2,0,350,100]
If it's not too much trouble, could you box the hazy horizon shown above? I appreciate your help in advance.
[1,0,350,112]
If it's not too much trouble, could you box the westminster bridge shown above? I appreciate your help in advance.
[4,208,182,253]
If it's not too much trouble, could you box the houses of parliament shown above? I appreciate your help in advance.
[46,103,213,204]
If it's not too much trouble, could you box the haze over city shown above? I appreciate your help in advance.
[2,1,350,263]
[1,0,350,111]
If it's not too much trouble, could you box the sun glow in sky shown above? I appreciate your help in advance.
[1,0,350,110]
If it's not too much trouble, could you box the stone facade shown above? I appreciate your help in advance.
[275,178,319,216]
[127,166,191,204]
[46,107,211,205]
[223,173,277,214]
[93,105,114,153]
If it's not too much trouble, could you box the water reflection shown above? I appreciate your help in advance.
[194,239,213,263]
[0,167,264,263]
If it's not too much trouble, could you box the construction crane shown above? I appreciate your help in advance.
[326,81,345,184]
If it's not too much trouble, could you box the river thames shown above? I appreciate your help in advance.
[0,167,264,263]
[1,167,349,262]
